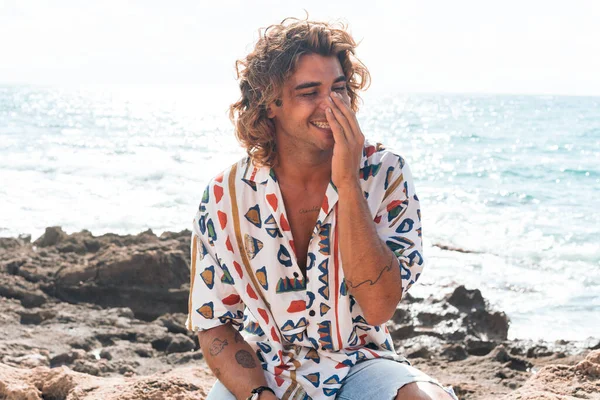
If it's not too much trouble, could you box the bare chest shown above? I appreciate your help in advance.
[279,188,325,274]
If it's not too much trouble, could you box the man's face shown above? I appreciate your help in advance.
[268,53,349,152]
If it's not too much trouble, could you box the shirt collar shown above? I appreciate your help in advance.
[241,157,273,189]
[242,156,340,232]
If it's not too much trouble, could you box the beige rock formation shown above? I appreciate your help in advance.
[504,350,600,399]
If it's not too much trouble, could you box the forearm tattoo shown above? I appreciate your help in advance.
[235,349,257,368]
[345,254,395,289]
[208,338,228,356]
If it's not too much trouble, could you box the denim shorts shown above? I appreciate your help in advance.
[206,358,458,399]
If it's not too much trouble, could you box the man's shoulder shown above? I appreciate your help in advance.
[362,140,407,171]
[197,156,251,207]
[205,156,249,186]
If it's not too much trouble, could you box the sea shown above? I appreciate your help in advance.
[1,85,598,342]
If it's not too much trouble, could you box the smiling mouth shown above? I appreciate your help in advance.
[311,121,331,129]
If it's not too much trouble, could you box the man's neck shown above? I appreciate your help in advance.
[273,146,332,190]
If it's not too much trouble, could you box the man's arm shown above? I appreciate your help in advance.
[336,182,402,326]
[199,323,277,400]
[325,91,412,326]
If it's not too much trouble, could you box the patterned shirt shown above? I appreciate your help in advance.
[186,140,424,400]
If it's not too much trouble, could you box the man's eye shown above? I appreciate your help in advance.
[301,92,317,97]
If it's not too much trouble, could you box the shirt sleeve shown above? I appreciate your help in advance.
[374,154,424,300]
[186,191,245,332]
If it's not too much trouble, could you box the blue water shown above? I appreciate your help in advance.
[1,85,598,341]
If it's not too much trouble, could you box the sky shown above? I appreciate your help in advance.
[1,0,599,96]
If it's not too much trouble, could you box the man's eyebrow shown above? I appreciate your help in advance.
[294,76,347,91]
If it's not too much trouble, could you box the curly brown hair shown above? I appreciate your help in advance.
[229,17,371,167]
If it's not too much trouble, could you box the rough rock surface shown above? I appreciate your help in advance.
[504,350,600,399]
[0,228,598,399]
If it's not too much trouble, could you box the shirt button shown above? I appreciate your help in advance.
[309,310,315,317]
[293,272,299,278]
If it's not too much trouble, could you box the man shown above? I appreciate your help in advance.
[186,17,457,400]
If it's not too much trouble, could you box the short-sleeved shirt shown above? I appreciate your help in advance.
[186,140,424,400]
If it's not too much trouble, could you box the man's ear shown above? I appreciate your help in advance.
[267,104,276,119]
[266,98,282,119]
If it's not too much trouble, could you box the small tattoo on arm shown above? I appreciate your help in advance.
[214,368,221,378]
[346,254,395,289]
[235,350,257,368]
[299,206,320,214]
[208,338,228,356]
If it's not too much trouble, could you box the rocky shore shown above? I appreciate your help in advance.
[0,227,598,399]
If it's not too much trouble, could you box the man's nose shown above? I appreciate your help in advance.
[317,92,332,112]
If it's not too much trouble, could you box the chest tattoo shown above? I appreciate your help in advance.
[299,205,320,214]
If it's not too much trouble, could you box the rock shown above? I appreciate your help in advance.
[0,363,44,398]
[464,309,509,341]
[488,345,532,371]
[450,383,478,398]
[157,313,189,335]
[151,335,173,352]
[406,345,433,359]
[506,350,600,399]
[489,345,511,363]
[3,257,28,275]
[0,237,26,250]
[53,248,189,320]
[465,339,497,356]
[166,351,204,365]
[16,262,48,283]
[445,285,486,311]
[390,325,415,340]
[2,362,213,399]
[575,350,600,377]
[526,344,554,358]
[18,310,56,325]
[3,353,50,368]
[440,344,468,361]
[50,350,87,368]
[584,337,600,350]
[416,311,459,326]
[391,308,410,324]
[94,331,138,346]
[34,226,67,247]
[160,230,191,240]
[133,345,153,358]
[68,336,101,351]
[56,240,88,254]
[18,234,32,243]
[495,369,508,379]
[401,292,423,303]
[0,274,48,307]
[503,357,532,371]
[165,335,196,354]
[70,358,125,376]
[118,364,136,375]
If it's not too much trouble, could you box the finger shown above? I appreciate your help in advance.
[328,95,353,142]
[331,92,362,142]
[325,106,347,144]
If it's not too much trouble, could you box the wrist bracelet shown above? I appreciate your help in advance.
[247,386,275,400]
